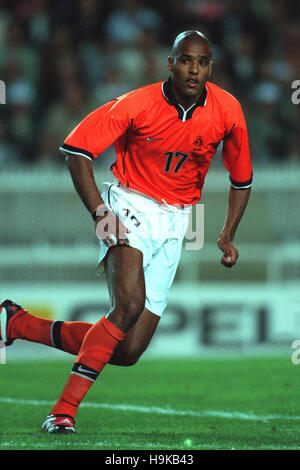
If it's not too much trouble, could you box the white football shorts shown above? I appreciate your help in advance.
[96,181,191,317]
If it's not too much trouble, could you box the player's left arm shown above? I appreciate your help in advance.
[217,186,251,268]
[219,99,253,268]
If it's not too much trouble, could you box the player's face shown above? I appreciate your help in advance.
[167,39,212,108]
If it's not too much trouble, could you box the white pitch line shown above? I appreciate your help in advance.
[0,440,179,449]
[0,397,299,422]
[0,440,300,451]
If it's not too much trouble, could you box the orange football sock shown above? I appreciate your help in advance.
[51,321,93,355]
[50,373,94,418]
[7,310,92,354]
[51,316,126,418]
[8,311,53,347]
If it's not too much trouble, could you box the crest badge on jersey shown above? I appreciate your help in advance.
[192,135,203,148]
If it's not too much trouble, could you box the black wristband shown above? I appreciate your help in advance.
[91,211,97,221]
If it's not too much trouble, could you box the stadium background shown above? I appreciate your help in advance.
[0,0,300,360]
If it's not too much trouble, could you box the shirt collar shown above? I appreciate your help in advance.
[162,77,207,107]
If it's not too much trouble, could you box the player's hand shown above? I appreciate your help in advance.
[217,237,239,268]
[94,204,130,247]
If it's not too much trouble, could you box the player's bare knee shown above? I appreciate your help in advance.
[123,298,145,328]
[113,297,145,331]
[113,355,139,367]
[122,355,140,366]
[110,347,144,367]
[126,344,146,365]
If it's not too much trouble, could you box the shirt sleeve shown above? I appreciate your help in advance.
[59,97,133,161]
[222,100,253,189]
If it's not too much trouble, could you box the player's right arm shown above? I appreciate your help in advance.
[67,155,129,247]
[61,100,133,247]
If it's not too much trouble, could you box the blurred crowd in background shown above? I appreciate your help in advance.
[0,0,299,169]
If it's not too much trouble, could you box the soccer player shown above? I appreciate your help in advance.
[0,31,252,433]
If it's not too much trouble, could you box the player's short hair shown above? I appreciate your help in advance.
[170,30,212,59]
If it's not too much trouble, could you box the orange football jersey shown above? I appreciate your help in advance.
[60,78,252,206]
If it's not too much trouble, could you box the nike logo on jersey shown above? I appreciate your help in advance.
[146,137,163,141]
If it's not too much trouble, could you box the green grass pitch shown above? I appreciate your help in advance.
[1,354,300,450]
